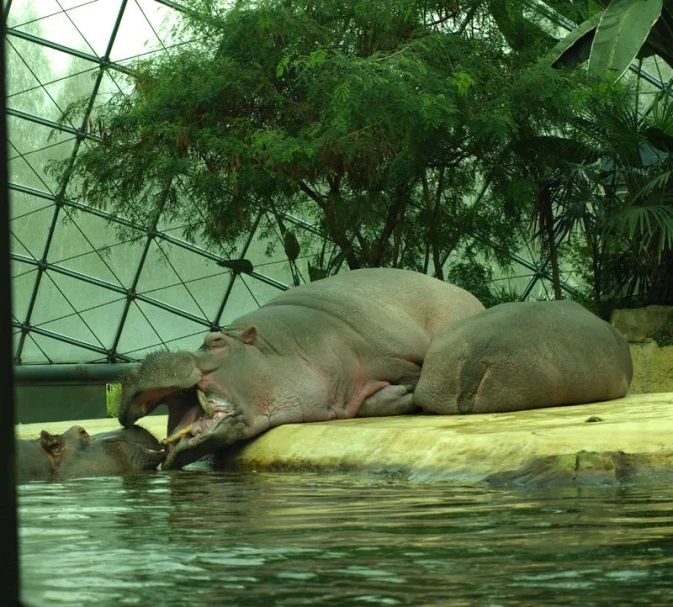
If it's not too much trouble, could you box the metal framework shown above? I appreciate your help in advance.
[4,0,672,366]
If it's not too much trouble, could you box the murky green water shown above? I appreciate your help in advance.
[18,471,673,606]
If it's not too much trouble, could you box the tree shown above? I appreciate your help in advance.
[50,0,663,307]
[581,91,673,308]
[51,0,586,281]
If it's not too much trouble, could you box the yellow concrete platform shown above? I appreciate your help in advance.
[15,392,673,485]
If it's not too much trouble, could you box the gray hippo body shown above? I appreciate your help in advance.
[119,268,485,468]
[118,269,632,470]
[414,300,633,414]
[16,425,165,483]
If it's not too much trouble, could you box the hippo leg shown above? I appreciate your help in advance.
[414,349,527,414]
[356,384,417,417]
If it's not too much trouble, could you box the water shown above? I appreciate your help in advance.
[19,471,673,606]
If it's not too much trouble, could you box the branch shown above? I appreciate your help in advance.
[374,187,406,265]
[298,181,326,211]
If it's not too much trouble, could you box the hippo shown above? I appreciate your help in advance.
[118,268,632,470]
[119,268,485,469]
[414,300,633,414]
[16,425,165,483]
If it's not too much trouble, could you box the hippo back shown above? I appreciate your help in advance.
[261,268,484,338]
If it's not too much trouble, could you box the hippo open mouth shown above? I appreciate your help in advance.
[121,366,243,469]
[119,347,260,469]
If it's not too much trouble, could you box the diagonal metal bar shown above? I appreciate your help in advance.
[214,210,265,327]
[12,322,135,361]
[5,27,137,76]
[153,0,189,13]
[7,107,102,142]
[2,0,14,24]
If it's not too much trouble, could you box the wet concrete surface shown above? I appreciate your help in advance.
[16,392,673,485]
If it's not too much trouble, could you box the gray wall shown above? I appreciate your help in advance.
[15,384,108,424]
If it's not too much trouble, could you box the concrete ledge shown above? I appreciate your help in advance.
[15,392,673,486]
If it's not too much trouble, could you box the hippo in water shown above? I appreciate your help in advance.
[16,425,165,483]
[117,268,632,470]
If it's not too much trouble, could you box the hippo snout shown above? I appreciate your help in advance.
[118,351,205,427]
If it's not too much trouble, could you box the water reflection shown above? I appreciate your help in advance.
[19,471,673,606]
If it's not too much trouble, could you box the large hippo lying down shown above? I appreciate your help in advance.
[16,425,165,483]
[118,268,633,470]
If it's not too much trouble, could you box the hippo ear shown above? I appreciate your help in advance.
[241,326,257,345]
[39,431,64,456]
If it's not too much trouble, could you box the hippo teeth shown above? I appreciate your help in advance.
[162,424,194,445]
[162,390,217,445]
[197,389,215,418]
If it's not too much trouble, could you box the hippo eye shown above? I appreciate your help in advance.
[78,428,90,440]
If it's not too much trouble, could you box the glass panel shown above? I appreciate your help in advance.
[8,0,124,59]
[218,274,285,326]
[7,118,76,192]
[10,202,55,260]
[116,300,208,359]
[48,209,144,289]
[30,270,85,326]
[6,36,99,125]
[182,270,236,321]
[135,239,231,320]
[9,187,53,222]
[10,265,38,324]
[20,332,106,365]
[91,69,133,114]
[78,299,128,351]
[110,0,179,63]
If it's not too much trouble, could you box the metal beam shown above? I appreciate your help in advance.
[14,362,136,385]
[5,27,136,76]
[0,13,20,602]
[7,107,102,142]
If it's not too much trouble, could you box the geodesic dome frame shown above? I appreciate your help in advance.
[6,0,672,366]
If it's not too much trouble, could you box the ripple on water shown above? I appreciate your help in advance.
[18,472,673,607]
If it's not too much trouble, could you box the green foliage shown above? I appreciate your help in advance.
[50,0,538,275]
[652,327,673,347]
[47,0,672,308]
[555,88,673,309]
[105,384,121,418]
[447,260,520,308]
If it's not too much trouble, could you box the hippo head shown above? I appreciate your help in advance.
[16,425,165,483]
[54,425,166,479]
[119,328,265,470]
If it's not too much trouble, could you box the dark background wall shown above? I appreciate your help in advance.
[14,384,108,424]
[13,364,135,424]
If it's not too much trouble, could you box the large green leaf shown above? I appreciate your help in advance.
[589,0,663,80]
[547,12,602,69]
